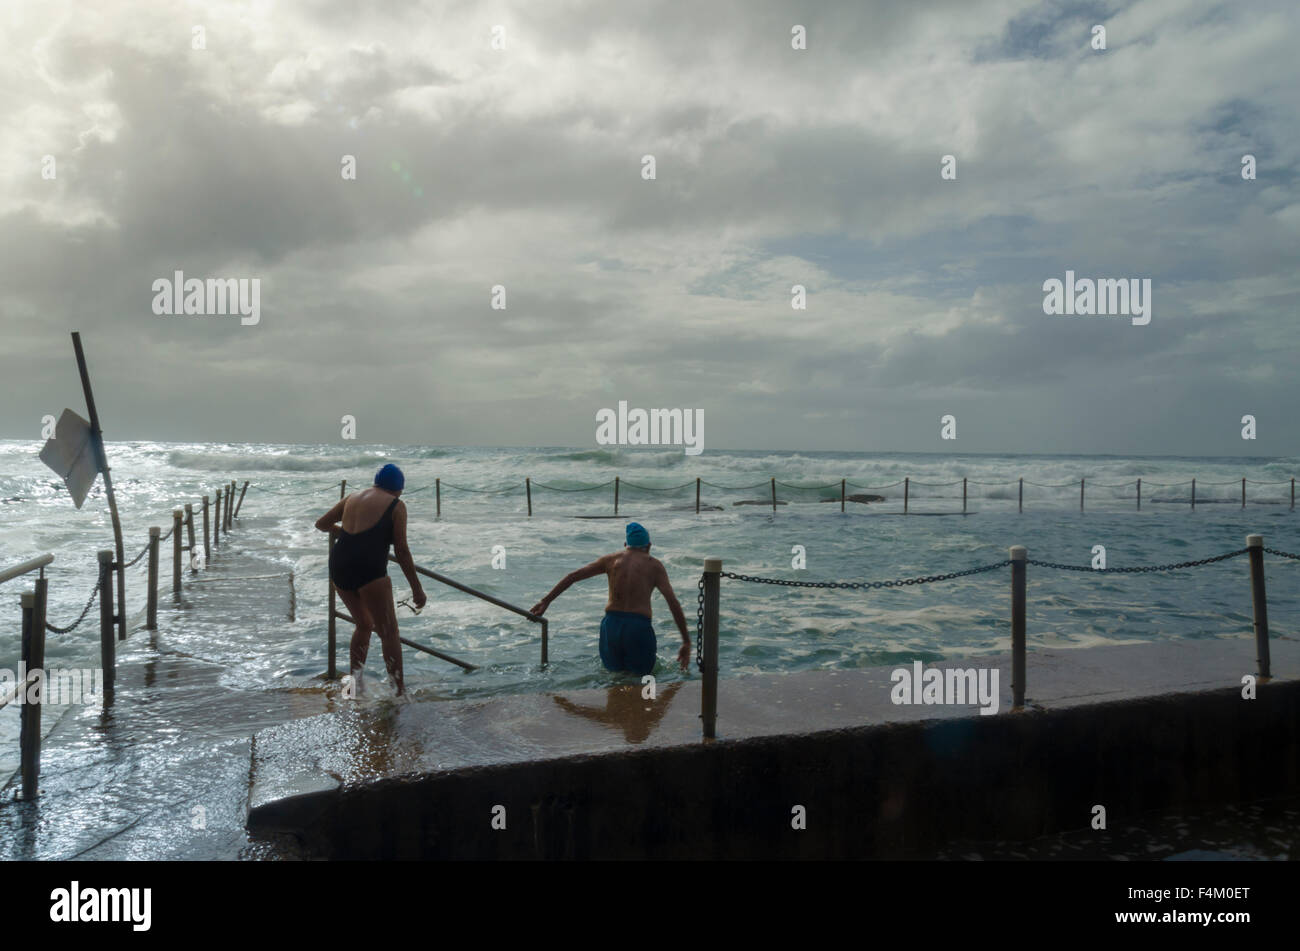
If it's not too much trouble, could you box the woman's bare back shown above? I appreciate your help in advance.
[341,487,401,533]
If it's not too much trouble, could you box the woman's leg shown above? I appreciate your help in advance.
[336,587,373,674]
[359,576,404,695]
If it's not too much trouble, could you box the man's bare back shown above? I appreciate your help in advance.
[601,548,668,617]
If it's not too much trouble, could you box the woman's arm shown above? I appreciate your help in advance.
[315,498,346,532]
[391,501,426,607]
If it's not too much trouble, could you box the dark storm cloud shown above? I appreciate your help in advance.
[0,0,1297,455]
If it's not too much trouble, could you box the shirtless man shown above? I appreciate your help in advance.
[530,522,690,675]
[315,463,426,695]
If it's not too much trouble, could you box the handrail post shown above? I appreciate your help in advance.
[1247,535,1270,679]
[614,476,619,516]
[962,477,967,514]
[172,508,183,594]
[770,477,776,514]
[185,503,197,571]
[1080,478,1084,512]
[213,488,221,549]
[526,477,532,516]
[340,479,346,501]
[327,528,337,679]
[904,477,909,514]
[20,577,47,800]
[98,549,115,700]
[841,478,846,513]
[1242,477,1246,509]
[1010,545,1026,709]
[234,480,249,518]
[701,557,721,739]
[202,494,211,563]
[1137,478,1141,511]
[146,527,160,630]
[436,478,441,517]
[695,477,701,514]
[540,618,548,666]
[19,591,35,795]
[1192,478,1196,510]
[1018,477,1023,513]
[225,481,234,531]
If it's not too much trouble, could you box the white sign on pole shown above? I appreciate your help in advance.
[38,408,100,509]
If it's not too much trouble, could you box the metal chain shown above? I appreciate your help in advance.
[1264,548,1300,560]
[720,559,1011,590]
[1026,548,1249,572]
[440,481,519,494]
[122,539,151,568]
[695,575,705,673]
[531,481,615,492]
[258,483,338,495]
[45,563,107,634]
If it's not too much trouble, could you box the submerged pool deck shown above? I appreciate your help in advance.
[247,633,1300,859]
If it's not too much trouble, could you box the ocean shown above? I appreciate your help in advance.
[2,441,1297,701]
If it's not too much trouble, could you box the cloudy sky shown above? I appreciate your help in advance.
[2,0,1297,455]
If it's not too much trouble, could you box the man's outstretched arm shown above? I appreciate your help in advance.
[530,556,609,616]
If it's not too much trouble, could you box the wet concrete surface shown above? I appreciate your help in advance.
[247,632,1300,857]
[251,633,1299,788]
[0,519,325,860]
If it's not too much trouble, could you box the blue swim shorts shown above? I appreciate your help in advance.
[599,610,657,676]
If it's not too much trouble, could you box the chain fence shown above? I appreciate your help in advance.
[44,563,107,634]
[230,474,1300,512]
[122,538,151,568]
[694,544,1299,670]
[1027,549,1251,572]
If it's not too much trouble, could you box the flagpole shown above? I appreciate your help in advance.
[71,332,126,641]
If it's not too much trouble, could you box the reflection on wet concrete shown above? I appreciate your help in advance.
[552,682,684,744]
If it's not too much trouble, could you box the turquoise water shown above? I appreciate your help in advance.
[1,441,1298,701]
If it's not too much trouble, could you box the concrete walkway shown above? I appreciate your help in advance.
[247,629,1300,856]
[0,516,327,860]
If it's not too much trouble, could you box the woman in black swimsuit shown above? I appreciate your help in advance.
[315,464,426,695]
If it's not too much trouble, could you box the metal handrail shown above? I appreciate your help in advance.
[324,523,549,673]
[0,554,53,587]
[388,554,550,665]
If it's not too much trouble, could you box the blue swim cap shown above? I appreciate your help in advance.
[625,522,650,548]
[374,463,405,492]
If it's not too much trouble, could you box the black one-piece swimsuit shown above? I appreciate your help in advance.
[329,497,399,591]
